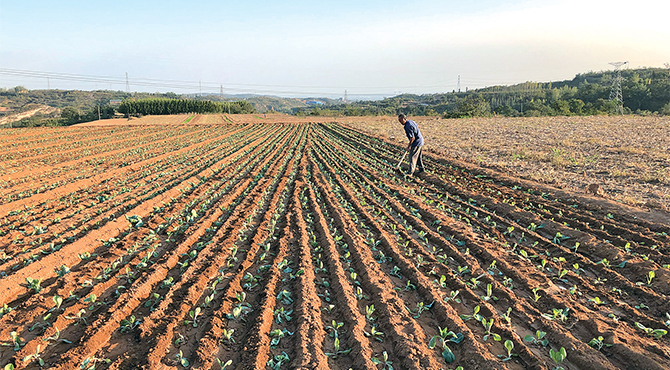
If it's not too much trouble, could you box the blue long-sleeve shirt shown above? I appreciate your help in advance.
[404,120,424,148]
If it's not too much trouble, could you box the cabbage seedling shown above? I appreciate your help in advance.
[524,331,548,346]
[215,359,232,369]
[175,351,189,368]
[549,347,566,370]
[22,344,44,366]
[498,340,516,361]
[371,351,394,369]
[635,322,667,339]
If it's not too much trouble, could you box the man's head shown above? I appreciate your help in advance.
[398,113,407,124]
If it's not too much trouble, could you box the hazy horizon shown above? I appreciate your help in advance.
[1,0,668,99]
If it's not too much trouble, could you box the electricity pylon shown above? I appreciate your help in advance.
[608,61,627,114]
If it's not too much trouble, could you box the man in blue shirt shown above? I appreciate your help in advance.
[398,113,425,176]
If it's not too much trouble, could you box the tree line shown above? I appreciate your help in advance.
[118,98,255,116]
[294,67,670,117]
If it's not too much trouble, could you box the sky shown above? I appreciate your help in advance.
[1,0,669,99]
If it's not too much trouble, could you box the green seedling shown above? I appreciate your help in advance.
[0,304,13,318]
[325,336,352,358]
[120,315,140,333]
[371,351,394,369]
[635,322,668,339]
[80,356,110,370]
[185,307,201,327]
[532,287,541,302]
[456,265,470,276]
[404,280,416,291]
[647,270,655,285]
[4,331,24,351]
[549,347,567,370]
[501,307,513,325]
[175,350,189,368]
[460,305,483,322]
[467,274,485,289]
[5,363,14,370]
[267,351,290,370]
[552,232,569,245]
[481,283,498,302]
[269,328,293,347]
[326,320,344,338]
[55,265,70,277]
[428,326,464,362]
[42,328,72,345]
[277,290,293,305]
[365,325,385,342]
[216,359,233,369]
[355,287,369,300]
[481,317,501,342]
[52,295,63,311]
[542,307,569,322]
[25,277,41,293]
[64,309,87,325]
[322,304,335,314]
[83,294,100,310]
[273,307,292,324]
[524,330,548,346]
[365,305,376,322]
[22,344,44,367]
[444,290,461,304]
[406,301,433,319]
[221,328,234,343]
[587,336,612,350]
[125,215,143,228]
[498,340,516,361]
[588,296,606,306]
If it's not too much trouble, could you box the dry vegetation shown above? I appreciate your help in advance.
[347,115,670,210]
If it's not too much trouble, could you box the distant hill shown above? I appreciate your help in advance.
[294,67,670,117]
[2,67,668,127]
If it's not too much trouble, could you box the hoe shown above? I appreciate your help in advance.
[395,150,408,173]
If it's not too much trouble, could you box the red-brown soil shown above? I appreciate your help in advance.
[1,119,669,370]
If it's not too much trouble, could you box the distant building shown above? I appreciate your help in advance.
[305,100,325,106]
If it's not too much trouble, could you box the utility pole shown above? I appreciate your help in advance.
[457,75,461,93]
[344,90,348,103]
[608,61,628,115]
[47,77,50,90]
[220,85,223,99]
[125,72,130,93]
[98,105,101,120]
[199,81,202,97]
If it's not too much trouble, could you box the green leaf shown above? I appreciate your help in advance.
[449,333,464,344]
[504,339,514,352]
[428,336,438,349]
[442,347,456,363]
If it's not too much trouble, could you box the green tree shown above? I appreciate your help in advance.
[60,107,80,125]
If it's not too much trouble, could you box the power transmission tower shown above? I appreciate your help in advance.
[608,61,627,114]
[47,77,50,90]
[125,72,130,92]
[199,81,202,97]
[220,85,223,99]
[344,90,348,103]
[457,75,461,93]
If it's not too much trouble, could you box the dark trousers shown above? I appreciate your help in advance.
[408,144,425,175]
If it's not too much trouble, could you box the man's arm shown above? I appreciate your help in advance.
[407,136,415,151]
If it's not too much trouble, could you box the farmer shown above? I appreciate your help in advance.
[398,113,425,176]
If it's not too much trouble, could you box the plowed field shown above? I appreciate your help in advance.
[1,121,669,370]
